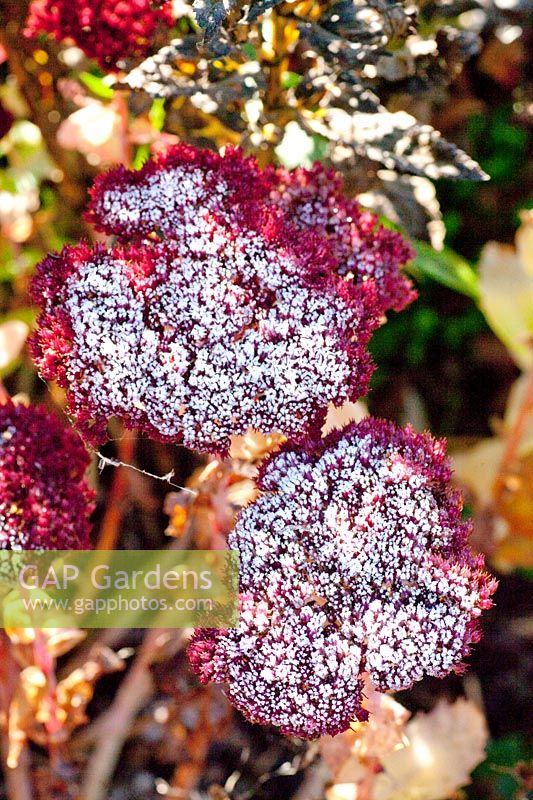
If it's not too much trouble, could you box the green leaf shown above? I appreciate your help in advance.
[310,134,328,163]
[132,144,151,170]
[149,98,166,131]
[281,71,302,90]
[409,241,480,300]
[0,245,42,284]
[468,734,531,800]
[79,72,115,100]
[406,307,439,367]
[1,308,37,326]
[241,42,257,59]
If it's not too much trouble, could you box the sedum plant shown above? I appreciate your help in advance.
[30,144,410,451]
[29,144,496,738]
[24,0,175,70]
[189,418,496,738]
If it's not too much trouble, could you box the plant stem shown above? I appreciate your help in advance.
[79,629,186,800]
[265,10,286,111]
[32,630,63,769]
[0,634,33,800]
[96,434,136,550]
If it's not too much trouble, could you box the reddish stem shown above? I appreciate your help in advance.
[114,93,133,169]
[32,631,63,768]
[0,633,33,800]
[96,434,136,550]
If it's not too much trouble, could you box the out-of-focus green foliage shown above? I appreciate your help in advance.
[79,71,115,100]
[467,734,532,800]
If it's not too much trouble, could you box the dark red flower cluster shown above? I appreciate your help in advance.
[26,140,495,740]
[24,0,174,70]
[267,163,416,313]
[30,145,385,453]
[189,418,496,739]
[87,145,415,315]
[0,401,94,550]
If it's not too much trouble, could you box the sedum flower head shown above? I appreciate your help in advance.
[85,144,269,240]
[24,0,174,70]
[31,145,381,453]
[189,418,496,739]
[0,401,94,550]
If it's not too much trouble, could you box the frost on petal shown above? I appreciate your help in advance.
[87,145,414,314]
[189,418,496,737]
[267,162,416,313]
[86,145,268,240]
[31,145,417,452]
[30,227,378,452]
[188,594,368,739]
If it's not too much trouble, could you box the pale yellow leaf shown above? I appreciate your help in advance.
[516,210,533,277]
[322,686,410,800]
[452,438,504,506]
[322,401,368,436]
[0,320,29,369]
[478,221,533,369]
[372,699,488,800]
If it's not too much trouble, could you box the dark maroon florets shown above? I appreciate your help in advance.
[0,401,94,550]
[24,0,174,70]
[30,146,384,454]
[87,146,415,315]
[0,102,14,140]
[189,418,496,738]
[86,144,269,240]
[267,162,416,313]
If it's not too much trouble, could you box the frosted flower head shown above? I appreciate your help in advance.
[0,401,94,550]
[86,144,269,240]
[31,147,381,454]
[24,0,174,70]
[87,146,414,316]
[267,163,416,313]
[189,593,369,739]
[189,418,496,738]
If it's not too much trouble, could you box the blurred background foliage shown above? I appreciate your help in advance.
[0,0,531,798]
